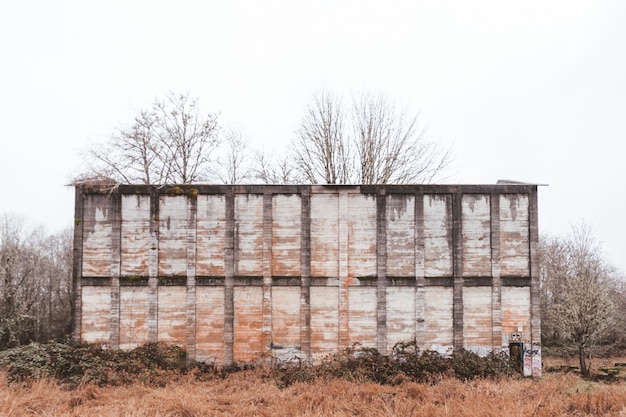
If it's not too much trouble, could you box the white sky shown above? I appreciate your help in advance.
[1,0,624,272]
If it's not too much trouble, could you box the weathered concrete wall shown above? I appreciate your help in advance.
[73,184,540,375]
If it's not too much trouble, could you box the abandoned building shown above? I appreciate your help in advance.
[72,183,541,376]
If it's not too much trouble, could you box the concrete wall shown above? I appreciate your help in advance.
[73,184,540,374]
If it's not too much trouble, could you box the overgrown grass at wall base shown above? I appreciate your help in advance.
[0,341,519,389]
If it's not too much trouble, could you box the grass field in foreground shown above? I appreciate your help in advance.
[2,370,626,417]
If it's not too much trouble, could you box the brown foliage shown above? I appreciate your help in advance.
[3,370,626,416]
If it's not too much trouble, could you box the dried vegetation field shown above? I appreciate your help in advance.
[3,370,626,417]
[3,343,626,416]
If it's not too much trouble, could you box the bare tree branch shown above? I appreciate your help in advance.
[217,130,253,184]
[287,89,452,185]
[82,92,220,185]
[540,223,617,377]
[253,151,302,185]
[0,214,72,348]
[291,90,352,184]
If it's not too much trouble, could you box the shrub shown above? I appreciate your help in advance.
[392,340,452,383]
[272,361,316,388]
[0,341,188,387]
[451,349,517,380]
[1,341,520,389]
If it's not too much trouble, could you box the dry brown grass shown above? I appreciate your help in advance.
[3,370,626,417]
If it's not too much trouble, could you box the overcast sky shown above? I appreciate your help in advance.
[1,0,624,272]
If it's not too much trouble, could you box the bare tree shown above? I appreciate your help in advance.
[539,234,569,344]
[541,224,616,377]
[0,214,73,349]
[291,91,352,184]
[40,228,73,342]
[352,91,450,184]
[254,151,302,185]
[217,130,253,184]
[286,89,451,185]
[84,92,220,184]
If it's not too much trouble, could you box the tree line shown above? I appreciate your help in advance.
[0,215,72,349]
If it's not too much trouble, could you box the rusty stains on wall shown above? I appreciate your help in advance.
[74,184,540,374]
[195,286,224,362]
[310,194,339,278]
[120,195,150,277]
[348,194,377,278]
[500,194,530,277]
[82,195,113,277]
[386,195,415,277]
[119,287,149,350]
[462,195,492,277]
[424,194,452,277]
[271,195,301,277]
[80,286,110,343]
[310,286,339,360]
[196,195,226,277]
[424,286,454,354]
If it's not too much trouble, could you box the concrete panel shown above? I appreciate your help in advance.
[272,195,301,276]
[424,286,453,354]
[310,286,339,359]
[157,286,186,344]
[348,194,377,278]
[121,195,151,277]
[195,286,224,363]
[81,286,110,344]
[500,194,530,277]
[502,286,531,346]
[310,194,339,277]
[462,195,492,277]
[158,196,189,277]
[386,287,416,352]
[234,286,263,362]
[271,287,301,360]
[234,195,264,276]
[348,287,377,348]
[424,195,452,277]
[196,195,226,276]
[119,286,150,350]
[463,286,493,354]
[386,195,415,277]
[82,195,112,277]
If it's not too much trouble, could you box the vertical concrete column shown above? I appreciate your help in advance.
[185,195,197,361]
[223,189,235,364]
[414,192,426,347]
[147,188,159,342]
[452,191,464,351]
[529,188,541,377]
[262,192,273,359]
[109,191,122,349]
[338,190,350,349]
[300,189,311,361]
[376,189,387,353]
[490,193,502,350]
[71,187,85,344]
